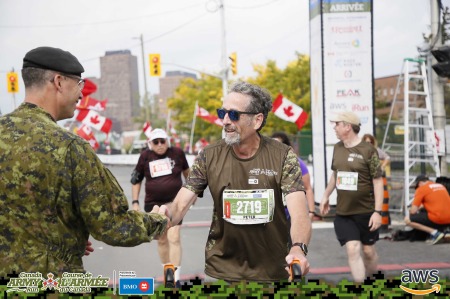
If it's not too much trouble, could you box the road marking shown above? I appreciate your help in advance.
[182,221,336,229]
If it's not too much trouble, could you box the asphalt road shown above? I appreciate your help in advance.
[82,165,450,285]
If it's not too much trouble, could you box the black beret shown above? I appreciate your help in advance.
[23,46,84,77]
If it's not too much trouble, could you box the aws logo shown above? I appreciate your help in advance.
[400,269,441,295]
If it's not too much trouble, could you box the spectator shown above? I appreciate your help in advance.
[404,175,450,245]
[362,134,390,172]
[271,131,316,220]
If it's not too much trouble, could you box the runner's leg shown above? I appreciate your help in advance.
[345,240,365,282]
[158,233,170,264]
[362,244,378,278]
[168,225,182,282]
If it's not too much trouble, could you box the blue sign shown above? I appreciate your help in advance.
[119,277,154,295]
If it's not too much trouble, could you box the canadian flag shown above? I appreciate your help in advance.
[76,96,107,111]
[75,124,99,150]
[168,124,181,148]
[197,106,223,127]
[81,78,97,96]
[76,109,112,134]
[272,94,308,130]
[143,121,152,138]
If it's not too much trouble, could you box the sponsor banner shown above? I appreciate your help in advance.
[119,277,154,295]
[310,0,374,206]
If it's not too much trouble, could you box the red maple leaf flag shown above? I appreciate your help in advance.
[75,124,99,150]
[76,96,107,111]
[272,94,308,130]
[76,109,112,134]
[143,121,152,138]
[197,106,223,127]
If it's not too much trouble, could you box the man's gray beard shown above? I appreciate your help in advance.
[224,133,240,146]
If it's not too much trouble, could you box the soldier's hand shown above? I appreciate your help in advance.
[84,240,94,256]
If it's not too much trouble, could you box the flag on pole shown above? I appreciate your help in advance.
[76,96,107,111]
[197,106,223,126]
[143,121,152,138]
[272,94,308,130]
[168,124,181,148]
[75,124,99,150]
[76,109,112,134]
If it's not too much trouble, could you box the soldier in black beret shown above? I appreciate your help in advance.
[19,46,86,121]
[0,47,171,277]
[23,46,85,77]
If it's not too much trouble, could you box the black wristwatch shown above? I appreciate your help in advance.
[292,242,308,256]
[374,210,382,215]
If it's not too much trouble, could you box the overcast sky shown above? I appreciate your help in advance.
[0,0,446,114]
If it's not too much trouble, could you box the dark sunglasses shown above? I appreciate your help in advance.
[216,108,258,121]
[152,139,166,145]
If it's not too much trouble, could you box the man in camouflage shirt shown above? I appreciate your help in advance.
[167,82,311,282]
[0,47,169,277]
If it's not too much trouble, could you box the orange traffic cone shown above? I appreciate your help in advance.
[380,175,390,233]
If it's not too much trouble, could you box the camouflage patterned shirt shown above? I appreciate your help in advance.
[0,103,168,277]
[184,135,305,281]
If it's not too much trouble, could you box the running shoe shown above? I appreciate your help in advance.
[430,232,444,245]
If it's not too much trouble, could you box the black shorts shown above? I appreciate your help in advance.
[410,210,449,230]
[145,203,183,225]
[334,213,379,246]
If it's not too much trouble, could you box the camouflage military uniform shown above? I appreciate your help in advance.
[0,103,168,277]
[184,135,305,281]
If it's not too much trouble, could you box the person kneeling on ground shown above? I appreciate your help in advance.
[404,175,450,245]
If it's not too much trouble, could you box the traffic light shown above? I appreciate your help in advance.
[431,45,450,77]
[229,52,237,75]
[7,72,19,93]
[149,54,161,77]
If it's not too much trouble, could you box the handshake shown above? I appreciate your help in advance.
[150,204,172,223]
[148,204,173,238]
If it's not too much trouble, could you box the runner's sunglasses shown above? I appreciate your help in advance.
[216,108,258,121]
[152,139,166,145]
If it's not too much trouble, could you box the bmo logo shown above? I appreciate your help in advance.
[119,277,154,295]
[139,281,150,292]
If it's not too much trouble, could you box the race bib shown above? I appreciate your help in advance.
[222,189,274,225]
[336,171,358,191]
[149,158,173,178]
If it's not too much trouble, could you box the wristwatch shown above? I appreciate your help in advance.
[374,210,382,215]
[292,242,308,256]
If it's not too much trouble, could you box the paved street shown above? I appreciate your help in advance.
[83,165,450,285]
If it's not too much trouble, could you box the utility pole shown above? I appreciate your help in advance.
[430,0,448,176]
[219,0,228,100]
[135,34,151,122]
